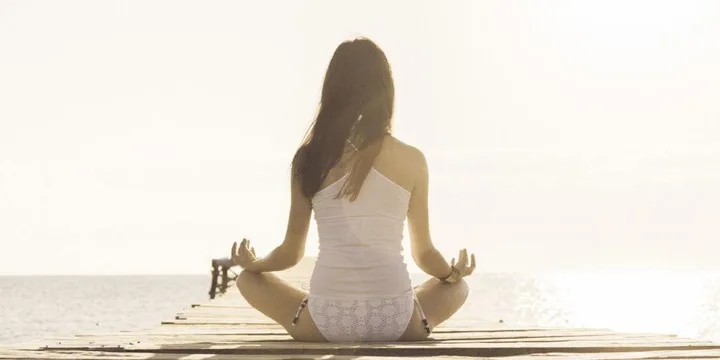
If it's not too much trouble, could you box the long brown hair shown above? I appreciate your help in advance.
[292,38,395,201]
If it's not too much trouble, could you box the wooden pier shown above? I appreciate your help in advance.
[3,266,720,359]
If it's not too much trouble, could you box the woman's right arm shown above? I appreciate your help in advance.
[407,149,454,280]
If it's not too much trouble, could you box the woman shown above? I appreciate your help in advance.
[231,37,476,342]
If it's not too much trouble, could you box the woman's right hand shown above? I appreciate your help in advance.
[231,238,260,272]
[451,248,476,278]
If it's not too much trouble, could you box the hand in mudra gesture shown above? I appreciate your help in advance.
[451,248,476,278]
[231,238,259,271]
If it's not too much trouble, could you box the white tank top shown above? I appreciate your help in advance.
[308,168,413,299]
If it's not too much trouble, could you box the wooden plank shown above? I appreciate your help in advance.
[4,346,720,360]
[0,349,154,360]
[32,336,720,358]
[21,321,714,346]
[77,326,606,338]
[0,349,495,360]
[35,335,704,354]
[69,330,686,345]
[22,353,720,360]
[70,326,689,346]
[45,335,684,349]
[4,352,720,360]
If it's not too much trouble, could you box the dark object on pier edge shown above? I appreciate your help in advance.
[209,257,237,299]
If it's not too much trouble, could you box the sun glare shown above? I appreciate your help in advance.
[552,271,712,337]
[530,1,707,72]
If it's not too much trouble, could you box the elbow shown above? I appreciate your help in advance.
[278,243,304,267]
[287,250,304,267]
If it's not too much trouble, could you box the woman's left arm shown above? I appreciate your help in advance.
[239,175,312,273]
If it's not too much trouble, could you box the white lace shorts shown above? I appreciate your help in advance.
[292,292,430,342]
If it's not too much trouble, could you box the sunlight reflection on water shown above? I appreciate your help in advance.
[443,271,720,343]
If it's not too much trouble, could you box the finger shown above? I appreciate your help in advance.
[464,254,476,276]
[242,245,254,261]
[231,242,237,258]
[233,250,244,265]
[251,247,256,256]
[457,249,468,269]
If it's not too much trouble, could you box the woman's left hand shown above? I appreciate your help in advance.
[231,238,260,272]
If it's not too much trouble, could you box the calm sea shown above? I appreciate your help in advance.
[1,272,719,345]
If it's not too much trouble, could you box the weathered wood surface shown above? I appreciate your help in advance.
[2,268,720,359]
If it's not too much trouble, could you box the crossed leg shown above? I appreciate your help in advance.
[398,277,470,341]
[235,270,326,342]
[236,269,470,342]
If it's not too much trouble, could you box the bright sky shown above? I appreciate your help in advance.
[1,1,718,275]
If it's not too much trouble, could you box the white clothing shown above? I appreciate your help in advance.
[291,168,429,342]
[307,292,415,342]
[308,168,413,299]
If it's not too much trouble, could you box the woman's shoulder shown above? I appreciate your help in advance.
[383,136,428,171]
[372,136,428,191]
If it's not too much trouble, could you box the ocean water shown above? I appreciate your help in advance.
[1,272,719,345]
[0,276,208,345]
